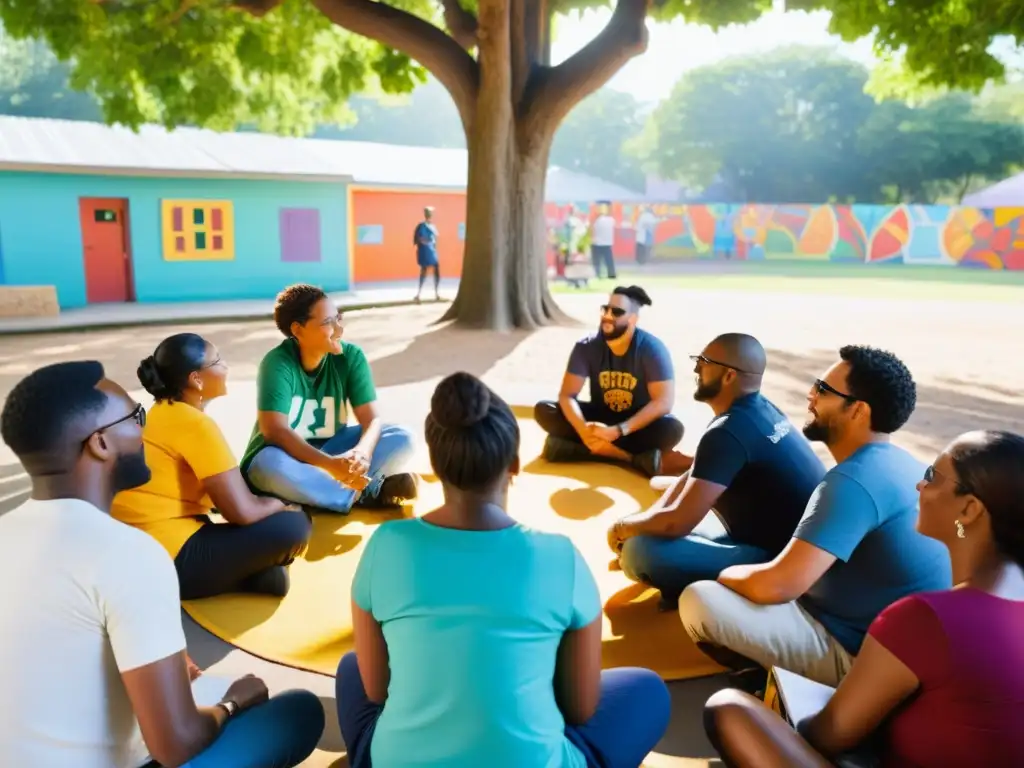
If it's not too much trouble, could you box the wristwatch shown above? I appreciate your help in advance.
[217,699,239,718]
[618,422,631,437]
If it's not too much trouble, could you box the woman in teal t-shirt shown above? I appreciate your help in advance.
[336,372,671,767]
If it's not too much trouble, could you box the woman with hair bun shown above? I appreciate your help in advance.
[112,333,312,600]
[335,371,671,768]
[704,429,1024,767]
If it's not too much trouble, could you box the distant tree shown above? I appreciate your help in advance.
[646,47,879,203]
[550,87,647,191]
[0,33,100,120]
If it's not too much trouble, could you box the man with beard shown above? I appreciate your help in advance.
[608,333,825,610]
[677,345,951,689]
[0,362,324,768]
[534,285,684,477]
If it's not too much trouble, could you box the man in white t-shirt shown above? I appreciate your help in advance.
[0,361,325,768]
[590,203,618,278]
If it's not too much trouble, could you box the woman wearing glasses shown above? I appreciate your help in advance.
[241,283,418,518]
[112,332,312,599]
[704,430,1024,767]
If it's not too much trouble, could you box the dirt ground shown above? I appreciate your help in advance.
[1,283,1021,766]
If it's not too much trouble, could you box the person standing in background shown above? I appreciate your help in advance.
[413,207,440,303]
[589,203,617,279]
[635,206,658,265]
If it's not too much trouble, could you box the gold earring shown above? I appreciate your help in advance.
[955,520,966,539]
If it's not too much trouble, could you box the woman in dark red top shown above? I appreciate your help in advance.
[702,429,1024,767]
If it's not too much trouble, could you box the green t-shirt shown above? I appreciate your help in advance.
[240,338,377,474]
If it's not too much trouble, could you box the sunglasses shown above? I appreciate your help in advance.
[690,354,753,375]
[600,305,627,318]
[813,378,855,401]
[923,464,972,495]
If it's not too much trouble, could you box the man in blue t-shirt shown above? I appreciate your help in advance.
[678,345,951,688]
[609,333,825,609]
[534,285,684,478]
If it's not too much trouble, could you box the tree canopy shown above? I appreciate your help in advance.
[643,46,1024,204]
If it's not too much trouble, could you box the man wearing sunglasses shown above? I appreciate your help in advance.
[677,345,951,688]
[0,362,324,768]
[609,333,826,613]
[534,285,684,478]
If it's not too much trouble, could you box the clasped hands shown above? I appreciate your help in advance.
[581,421,620,456]
[327,448,371,490]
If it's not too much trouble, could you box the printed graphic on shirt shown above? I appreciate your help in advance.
[288,396,346,439]
[599,370,638,412]
[768,419,792,444]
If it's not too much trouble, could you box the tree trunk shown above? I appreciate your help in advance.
[307,0,649,330]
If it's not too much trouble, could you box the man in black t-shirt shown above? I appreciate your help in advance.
[607,333,826,607]
[534,285,684,478]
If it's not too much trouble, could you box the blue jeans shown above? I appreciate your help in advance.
[620,512,770,604]
[247,424,415,513]
[335,652,671,768]
[157,690,324,767]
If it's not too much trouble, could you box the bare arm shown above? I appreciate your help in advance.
[618,378,674,434]
[351,402,383,457]
[204,469,288,525]
[803,635,919,756]
[352,599,390,704]
[557,372,589,438]
[257,411,335,470]
[121,651,227,767]
[619,472,725,540]
[717,539,837,605]
[554,616,602,725]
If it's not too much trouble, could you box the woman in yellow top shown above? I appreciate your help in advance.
[112,332,312,599]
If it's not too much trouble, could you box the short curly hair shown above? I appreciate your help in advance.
[273,283,327,337]
[840,344,916,434]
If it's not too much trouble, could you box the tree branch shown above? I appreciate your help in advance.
[237,0,481,130]
[441,0,478,49]
[520,0,648,137]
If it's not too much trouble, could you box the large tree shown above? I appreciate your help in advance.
[0,2,1019,328]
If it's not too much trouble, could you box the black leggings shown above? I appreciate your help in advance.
[534,400,684,454]
[174,511,312,600]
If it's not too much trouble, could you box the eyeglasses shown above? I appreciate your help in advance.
[319,312,344,328]
[923,464,972,495]
[690,354,753,375]
[813,378,855,401]
[600,305,627,318]
[85,403,146,445]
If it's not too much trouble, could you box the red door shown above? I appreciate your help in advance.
[79,198,133,303]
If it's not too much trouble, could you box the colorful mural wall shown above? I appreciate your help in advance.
[545,203,1024,270]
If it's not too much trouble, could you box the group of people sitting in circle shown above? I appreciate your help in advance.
[0,279,1021,768]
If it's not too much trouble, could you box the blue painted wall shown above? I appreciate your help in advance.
[0,171,350,308]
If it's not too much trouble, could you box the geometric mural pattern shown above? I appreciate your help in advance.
[546,203,1024,270]
[161,199,236,261]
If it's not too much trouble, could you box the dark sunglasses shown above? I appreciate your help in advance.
[813,378,855,401]
[923,464,972,495]
[600,304,627,318]
[690,354,752,375]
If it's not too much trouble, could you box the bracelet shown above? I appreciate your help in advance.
[618,422,630,437]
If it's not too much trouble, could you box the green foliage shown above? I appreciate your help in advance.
[0,0,428,134]
[790,0,1022,95]
[644,46,1024,203]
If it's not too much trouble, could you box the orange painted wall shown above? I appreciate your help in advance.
[351,188,467,282]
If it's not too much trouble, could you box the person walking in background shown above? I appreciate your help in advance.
[589,202,617,279]
[413,206,441,302]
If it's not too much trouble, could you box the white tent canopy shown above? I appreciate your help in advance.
[963,171,1024,208]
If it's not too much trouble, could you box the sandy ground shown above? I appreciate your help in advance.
[0,284,1021,766]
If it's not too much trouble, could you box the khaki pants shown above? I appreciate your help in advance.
[678,581,854,687]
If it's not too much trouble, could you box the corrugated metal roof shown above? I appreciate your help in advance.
[0,115,646,199]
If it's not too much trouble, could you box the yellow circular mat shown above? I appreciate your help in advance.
[183,410,722,682]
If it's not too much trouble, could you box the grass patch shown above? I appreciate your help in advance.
[549,260,1024,302]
